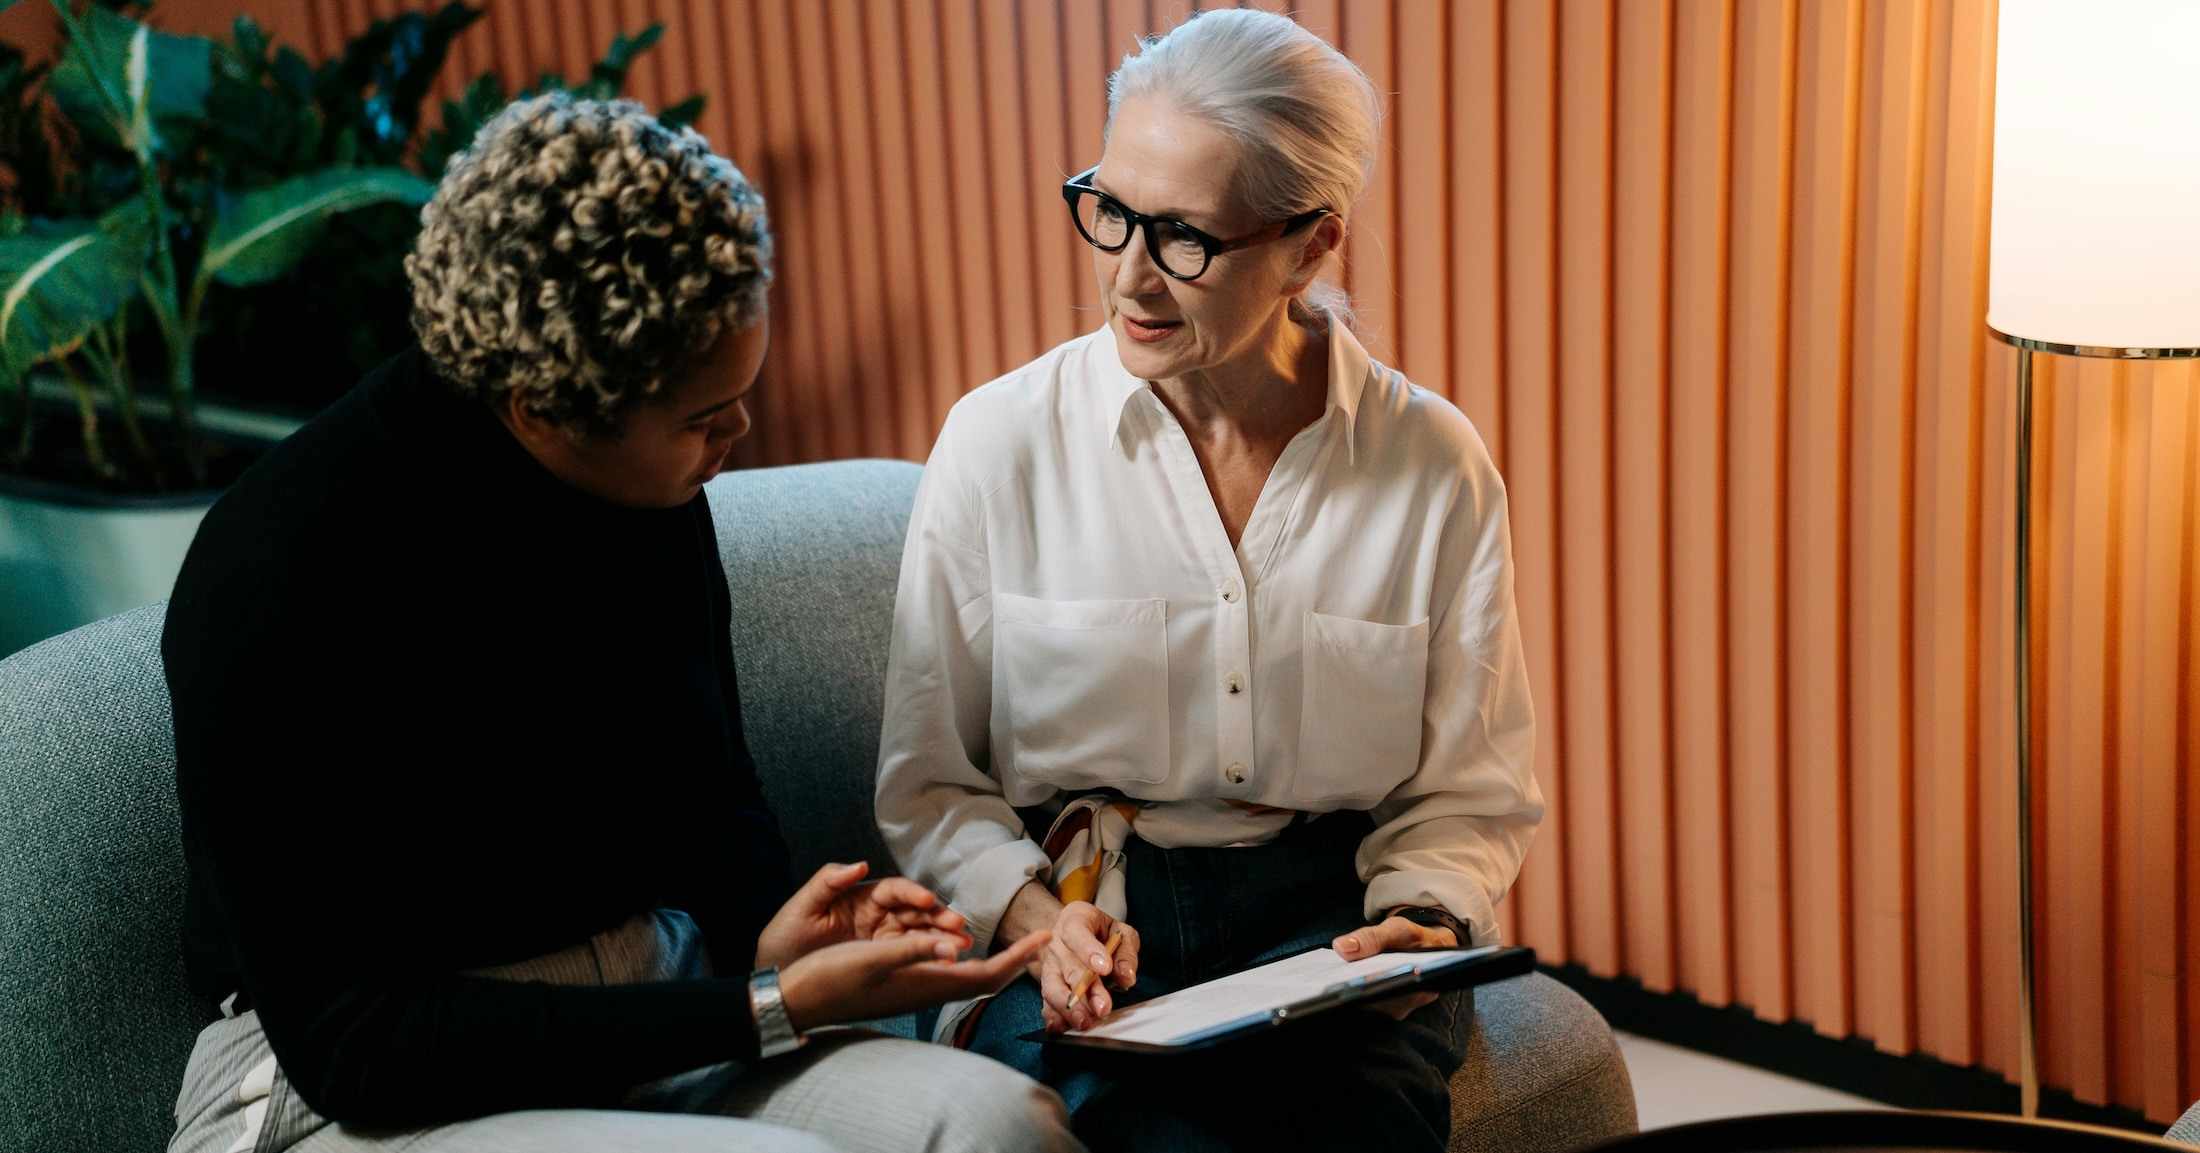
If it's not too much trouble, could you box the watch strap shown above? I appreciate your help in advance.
[1387,905,1470,948]
[748,966,805,1059]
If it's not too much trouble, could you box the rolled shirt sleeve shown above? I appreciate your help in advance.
[1358,465,1542,946]
[875,413,1050,954]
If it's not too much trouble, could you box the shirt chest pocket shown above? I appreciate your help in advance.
[992,594,1171,788]
[1295,612,1430,807]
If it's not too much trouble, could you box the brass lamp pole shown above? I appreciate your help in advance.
[1985,332,2200,1119]
[1987,0,2200,1121]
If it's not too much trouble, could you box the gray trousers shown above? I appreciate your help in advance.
[169,911,1082,1153]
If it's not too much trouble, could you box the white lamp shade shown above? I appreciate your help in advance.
[1988,0,2200,351]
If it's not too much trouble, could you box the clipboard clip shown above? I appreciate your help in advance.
[1273,962,1420,1020]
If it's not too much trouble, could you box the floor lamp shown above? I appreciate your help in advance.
[1987,0,2200,1120]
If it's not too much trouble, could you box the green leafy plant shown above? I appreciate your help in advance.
[197,8,705,422]
[0,2,432,487]
[0,1,703,493]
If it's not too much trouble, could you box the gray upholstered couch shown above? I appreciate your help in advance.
[0,458,1637,1152]
[2171,1101,2200,1146]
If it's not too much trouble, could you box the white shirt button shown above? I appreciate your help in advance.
[1224,672,1245,694]
[1220,579,1242,603]
[1225,762,1248,784]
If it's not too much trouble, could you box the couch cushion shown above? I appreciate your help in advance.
[1451,972,1639,1152]
[1,458,1635,1153]
[2169,1100,2200,1147]
[704,459,922,880]
[0,602,204,1153]
[0,461,923,1152]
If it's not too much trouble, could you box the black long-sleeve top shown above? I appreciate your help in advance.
[163,346,793,1126]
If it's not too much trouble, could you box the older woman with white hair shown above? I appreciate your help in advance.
[875,10,1542,1151]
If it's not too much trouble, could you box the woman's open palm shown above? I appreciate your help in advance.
[754,861,970,969]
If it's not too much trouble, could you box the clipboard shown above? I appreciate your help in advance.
[1027,943,1536,1056]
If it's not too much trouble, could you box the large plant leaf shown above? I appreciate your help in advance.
[48,5,213,158]
[0,202,152,378]
[202,167,434,288]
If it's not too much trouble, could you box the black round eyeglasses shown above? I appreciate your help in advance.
[1061,167,1329,281]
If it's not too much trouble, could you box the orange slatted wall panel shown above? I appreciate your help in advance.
[123,0,2198,1122]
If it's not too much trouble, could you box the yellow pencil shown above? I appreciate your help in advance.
[1070,927,1125,1003]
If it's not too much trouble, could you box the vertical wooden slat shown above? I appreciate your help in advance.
[821,3,899,460]
[1017,0,1079,355]
[617,0,663,106]
[1554,0,1619,979]
[643,0,693,120]
[2184,384,2200,1112]
[333,0,368,35]
[750,0,830,464]
[1393,2,1450,395]
[1501,0,1569,965]
[859,2,937,461]
[939,1,1008,383]
[1917,0,2002,1079]
[1667,0,1736,1009]
[715,1,785,471]
[978,2,1040,370]
[1724,0,1798,1024]
[1849,0,1927,1058]
[486,3,531,118]
[1448,0,1504,464]
[2045,355,2120,1104]
[788,1,864,459]
[1061,0,1109,331]
[516,0,559,92]
[677,0,729,155]
[1784,0,1861,1041]
[573,0,608,75]
[1612,0,1675,994]
[2112,372,2146,1113]
[1336,1,1397,369]
[298,1,332,61]
[712,2,767,238]
[550,0,594,82]
[898,1,972,447]
[330,0,366,48]
[2123,365,2191,1118]
[1975,333,2018,1078]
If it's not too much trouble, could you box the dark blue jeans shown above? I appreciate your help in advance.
[967,812,1473,1153]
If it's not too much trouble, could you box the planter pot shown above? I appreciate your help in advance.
[0,402,302,659]
[0,475,217,658]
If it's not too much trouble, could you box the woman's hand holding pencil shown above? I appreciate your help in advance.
[1069,927,1125,1003]
[998,883,1142,1033]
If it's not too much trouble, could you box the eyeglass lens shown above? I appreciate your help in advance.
[1072,189,1211,278]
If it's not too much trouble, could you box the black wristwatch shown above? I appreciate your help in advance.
[1387,905,1470,948]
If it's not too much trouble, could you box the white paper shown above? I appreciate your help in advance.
[1064,945,1496,1047]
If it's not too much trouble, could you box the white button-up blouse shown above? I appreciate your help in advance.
[874,323,1542,952]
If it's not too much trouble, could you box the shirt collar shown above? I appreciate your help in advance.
[1100,314,1374,465]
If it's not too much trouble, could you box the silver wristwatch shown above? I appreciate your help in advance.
[748,966,805,1059]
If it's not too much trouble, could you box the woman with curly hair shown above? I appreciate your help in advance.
[160,94,1077,1153]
